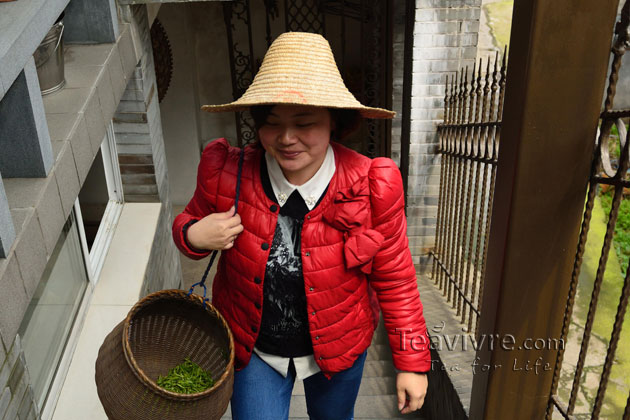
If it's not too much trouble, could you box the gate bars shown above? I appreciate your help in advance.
[431,50,507,337]
[548,1,630,419]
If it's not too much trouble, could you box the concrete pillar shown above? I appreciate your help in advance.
[63,0,119,43]
[0,57,53,178]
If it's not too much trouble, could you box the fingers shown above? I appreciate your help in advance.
[215,206,236,219]
[397,388,407,412]
[396,373,427,414]
[400,394,425,414]
[224,212,242,229]
[226,223,244,238]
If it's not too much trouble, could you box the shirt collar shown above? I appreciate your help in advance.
[265,145,335,210]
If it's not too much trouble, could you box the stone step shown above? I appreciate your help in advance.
[366,344,392,361]
[221,395,414,419]
[362,360,397,378]
[371,323,391,345]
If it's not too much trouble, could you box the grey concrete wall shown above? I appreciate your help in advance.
[406,0,482,270]
[0,336,39,420]
[156,4,203,206]
[188,2,237,147]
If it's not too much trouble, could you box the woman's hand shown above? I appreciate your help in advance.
[396,372,428,414]
[187,206,244,251]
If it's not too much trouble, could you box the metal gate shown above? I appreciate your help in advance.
[221,0,392,158]
[548,2,630,418]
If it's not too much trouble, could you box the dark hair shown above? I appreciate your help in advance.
[249,105,361,141]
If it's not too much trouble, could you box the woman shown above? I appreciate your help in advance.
[172,32,430,420]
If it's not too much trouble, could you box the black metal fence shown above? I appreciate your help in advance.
[431,51,507,336]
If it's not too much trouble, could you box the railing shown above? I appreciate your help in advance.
[430,51,507,336]
[548,2,630,419]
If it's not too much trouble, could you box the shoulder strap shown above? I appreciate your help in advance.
[188,147,245,305]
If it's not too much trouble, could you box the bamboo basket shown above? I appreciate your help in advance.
[95,289,234,420]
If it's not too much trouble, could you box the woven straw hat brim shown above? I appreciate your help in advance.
[201,32,395,120]
[202,102,395,119]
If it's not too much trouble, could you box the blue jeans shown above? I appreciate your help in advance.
[231,351,368,420]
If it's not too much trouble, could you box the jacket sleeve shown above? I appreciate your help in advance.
[368,157,431,373]
[172,138,229,260]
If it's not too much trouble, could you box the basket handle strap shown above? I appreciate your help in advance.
[188,147,246,305]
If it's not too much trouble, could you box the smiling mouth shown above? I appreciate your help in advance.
[279,151,301,158]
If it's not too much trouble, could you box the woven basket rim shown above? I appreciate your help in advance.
[121,289,235,401]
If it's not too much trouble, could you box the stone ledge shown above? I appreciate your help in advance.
[0,23,141,347]
[0,0,70,102]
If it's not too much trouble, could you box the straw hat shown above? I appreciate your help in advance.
[201,32,395,119]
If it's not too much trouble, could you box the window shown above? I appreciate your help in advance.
[77,122,124,280]
[17,210,88,411]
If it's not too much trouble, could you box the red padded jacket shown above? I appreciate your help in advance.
[172,138,430,377]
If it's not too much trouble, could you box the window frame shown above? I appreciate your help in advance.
[37,205,93,420]
[80,121,124,283]
[39,122,124,419]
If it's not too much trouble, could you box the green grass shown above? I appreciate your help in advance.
[483,1,513,50]
[570,194,630,417]
[599,190,630,277]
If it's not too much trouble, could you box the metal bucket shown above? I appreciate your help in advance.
[34,20,65,95]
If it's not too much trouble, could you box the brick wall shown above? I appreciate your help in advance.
[405,0,481,271]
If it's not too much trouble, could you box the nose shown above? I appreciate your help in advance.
[279,127,297,145]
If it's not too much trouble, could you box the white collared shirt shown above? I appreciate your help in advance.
[264,145,336,210]
[254,145,336,380]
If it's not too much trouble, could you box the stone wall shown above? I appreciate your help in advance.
[406,0,482,271]
[0,336,38,420]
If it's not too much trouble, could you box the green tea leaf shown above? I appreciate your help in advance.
[156,357,215,394]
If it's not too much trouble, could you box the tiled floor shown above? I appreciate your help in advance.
[52,203,162,420]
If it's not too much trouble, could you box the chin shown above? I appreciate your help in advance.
[279,160,308,172]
